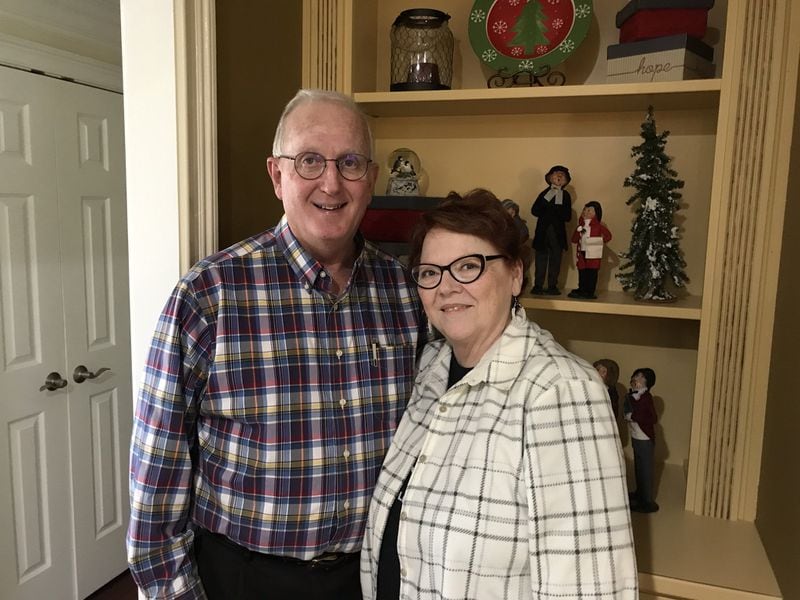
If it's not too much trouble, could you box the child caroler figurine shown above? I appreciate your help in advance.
[502,198,530,243]
[568,201,612,300]
[593,358,620,421]
[531,165,572,295]
[624,367,659,513]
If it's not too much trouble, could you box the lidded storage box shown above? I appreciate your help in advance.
[615,0,715,43]
[607,33,714,83]
[390,9,453,91]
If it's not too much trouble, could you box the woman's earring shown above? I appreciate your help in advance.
[513,295,521,312]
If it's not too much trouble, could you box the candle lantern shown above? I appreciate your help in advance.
[390,9,453,91]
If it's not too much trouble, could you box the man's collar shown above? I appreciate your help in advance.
[274,215,365,290]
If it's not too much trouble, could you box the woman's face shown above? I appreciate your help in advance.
[581,205,596,220]
[418,228,523,367]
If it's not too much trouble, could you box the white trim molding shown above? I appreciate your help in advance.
[175,0,219,271]
[0,31,122,92]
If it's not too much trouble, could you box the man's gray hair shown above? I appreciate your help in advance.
[272,89,374,159]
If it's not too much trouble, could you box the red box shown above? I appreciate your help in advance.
[360,195,442,256]
[360,208,423,243]
[616,1,714,44]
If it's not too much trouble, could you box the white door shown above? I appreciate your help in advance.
[0,66,132,599]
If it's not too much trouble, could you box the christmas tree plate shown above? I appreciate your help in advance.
[469,0,593,73]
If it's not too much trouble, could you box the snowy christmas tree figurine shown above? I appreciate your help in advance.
[617,106,688,301]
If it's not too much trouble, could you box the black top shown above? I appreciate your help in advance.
[376,354,471,599]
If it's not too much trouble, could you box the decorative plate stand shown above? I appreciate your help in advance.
[469,0,593,87]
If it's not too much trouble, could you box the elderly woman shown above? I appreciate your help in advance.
[361,189,637,599]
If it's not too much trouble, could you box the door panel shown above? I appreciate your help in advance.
[55,77,131,599]
[9,413,53,581]
[89,388,122,537]
[0,66,77,600]
[0,66,132,599]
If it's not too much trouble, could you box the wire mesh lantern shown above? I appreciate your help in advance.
[390,9,454,91]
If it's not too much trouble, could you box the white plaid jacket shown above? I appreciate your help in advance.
[361,311,638,599]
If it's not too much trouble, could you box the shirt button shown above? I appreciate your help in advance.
[319,270,327,278]
[339,398,347,408]
[343,449,351,459]
[336,349,343,358]
[343,500,351,509]
[438,404,448,413]
[418,455,426,463]
[400,511,407,520]
[400,568,407,577]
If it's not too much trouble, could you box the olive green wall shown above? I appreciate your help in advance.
[756,75,800,599]
[216,1,302,249]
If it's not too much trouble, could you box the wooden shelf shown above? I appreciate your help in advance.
[520,290,702,320]
[634,463,780,599]
[354,79,722,118]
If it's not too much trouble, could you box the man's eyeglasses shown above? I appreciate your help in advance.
[410,254,507,290]
[276,151,372,181]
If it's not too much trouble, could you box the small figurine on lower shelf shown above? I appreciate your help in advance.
[568,201,612,300]
[502,198,530,243]
[386,147,421,196]
[531,165,572,296]
[593,358,620,422]
[624,367,659,513]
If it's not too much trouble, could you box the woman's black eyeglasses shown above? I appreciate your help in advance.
[411,254,507,289]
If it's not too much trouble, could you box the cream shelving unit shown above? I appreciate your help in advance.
[303,1,798,597]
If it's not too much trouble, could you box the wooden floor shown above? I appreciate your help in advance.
[86,569,138,600]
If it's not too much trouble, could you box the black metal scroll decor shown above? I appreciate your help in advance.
[487,65,566,88]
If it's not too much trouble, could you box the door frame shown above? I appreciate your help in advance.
[0,31,122,92]
[175,0,219,271]
[0,3,220,273]
[2,3,220,595]
[122,0,219,397]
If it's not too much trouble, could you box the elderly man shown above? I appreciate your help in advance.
[127,89,422,599]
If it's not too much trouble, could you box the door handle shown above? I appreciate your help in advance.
[73,365,111,383]
[39,372,69,392]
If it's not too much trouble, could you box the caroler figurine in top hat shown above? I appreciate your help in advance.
[569,201,612,300]
[530,165,572,295]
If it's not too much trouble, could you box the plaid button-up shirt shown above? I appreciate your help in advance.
[362,311,638,599]
[127,217,421,599]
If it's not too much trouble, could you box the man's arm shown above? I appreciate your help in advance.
[127,282,210,599]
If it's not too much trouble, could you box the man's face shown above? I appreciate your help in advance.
[549,170,567,188]
[267,101,377,258]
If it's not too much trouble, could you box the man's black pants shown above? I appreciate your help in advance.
[195,529,361,599]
